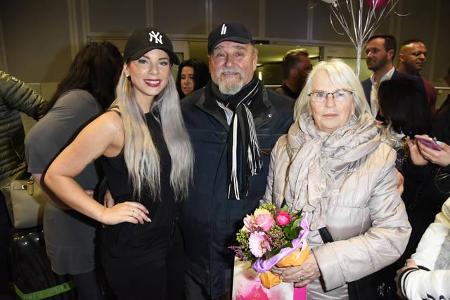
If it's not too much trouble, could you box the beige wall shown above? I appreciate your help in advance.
[1,0,449,90]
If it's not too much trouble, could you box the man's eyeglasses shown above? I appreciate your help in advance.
[308,89,353,103]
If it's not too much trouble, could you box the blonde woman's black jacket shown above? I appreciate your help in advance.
[180,83,293,299]
[0,70,46,182]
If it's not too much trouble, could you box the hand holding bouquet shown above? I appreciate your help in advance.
[230,203,309,289]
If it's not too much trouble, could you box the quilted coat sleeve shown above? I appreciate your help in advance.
[400,198,450,300]
[0,70,46,119]
[262,134,288,208]
[314,145,412,291]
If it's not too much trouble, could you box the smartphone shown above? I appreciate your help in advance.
[415,136,442,151]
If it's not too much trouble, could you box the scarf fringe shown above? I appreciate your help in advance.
[229,114,241,200]
[244,104,262,175]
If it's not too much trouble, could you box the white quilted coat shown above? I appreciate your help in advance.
[263,114,411,299]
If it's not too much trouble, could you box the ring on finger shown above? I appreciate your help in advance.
[299,275,304,282]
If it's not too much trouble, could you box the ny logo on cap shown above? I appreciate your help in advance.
[148,31,163,44]
[220,24,227,35]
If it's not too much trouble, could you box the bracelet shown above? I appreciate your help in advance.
[398,267,420,298]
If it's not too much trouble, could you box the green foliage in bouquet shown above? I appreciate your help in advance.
[231,203,303,262]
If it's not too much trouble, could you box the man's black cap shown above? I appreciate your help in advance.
[123,28,180,65]
[207,23,253,54]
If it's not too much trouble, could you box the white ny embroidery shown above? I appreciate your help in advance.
[220,24,227,35]
[148,31,163,44]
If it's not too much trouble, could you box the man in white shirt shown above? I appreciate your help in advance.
[362,35,399,117]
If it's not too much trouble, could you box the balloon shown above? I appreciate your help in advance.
[367,0,390,9]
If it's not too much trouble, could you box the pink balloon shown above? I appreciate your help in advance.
[367,0,389,9]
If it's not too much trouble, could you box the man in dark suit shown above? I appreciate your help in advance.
[398,39,437,114]
[361,35,401,117]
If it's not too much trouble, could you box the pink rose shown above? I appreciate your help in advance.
[248,231,271,257]
[255,214,275,232]
[276,211,291,227]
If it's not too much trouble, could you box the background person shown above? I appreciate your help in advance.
[275,49,312,100]
[264,59,411,298]
[378,77,432,172]
[176,58,210,98]
[25,41,123,299]
[0,70,46,298]
[379,77,449,262]
[376,77,433,295]
[362,34,401,117]
[44,28,193,300]
[398,39,437,113]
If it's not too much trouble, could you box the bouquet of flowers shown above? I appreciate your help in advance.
[230,203,310,289]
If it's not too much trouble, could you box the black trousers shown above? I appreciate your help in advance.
[103,233,185,300]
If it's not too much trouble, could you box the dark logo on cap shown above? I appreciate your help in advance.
[148,31,163,44]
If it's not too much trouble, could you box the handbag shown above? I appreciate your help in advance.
[10,227,76,299]
[1,177,49,229]
[318,228,397,300]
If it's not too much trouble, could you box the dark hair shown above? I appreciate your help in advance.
[45,42,123,114]
[378,78,432,137]
[367,35,397,59]
[281,49,309,79]
[176,58,210,98]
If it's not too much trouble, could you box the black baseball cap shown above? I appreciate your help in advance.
[123,28,180,65]
[207,23,253,54]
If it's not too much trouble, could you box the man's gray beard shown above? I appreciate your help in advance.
[218,80,244,95]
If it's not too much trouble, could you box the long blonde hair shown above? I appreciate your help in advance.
[112,70,193,201]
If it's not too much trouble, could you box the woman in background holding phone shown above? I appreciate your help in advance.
[416,135,450,166]
[378,77,448,262]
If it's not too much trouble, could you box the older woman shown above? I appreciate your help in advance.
[264,59,411,299]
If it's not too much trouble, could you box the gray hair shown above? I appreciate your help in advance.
[294,59,369,122]
[113,71,193,201]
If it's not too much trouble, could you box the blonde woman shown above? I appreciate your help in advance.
[44,28,193,300]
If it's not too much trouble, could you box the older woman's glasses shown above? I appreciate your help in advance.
[308,89,353,103]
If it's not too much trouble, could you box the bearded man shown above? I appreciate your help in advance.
[180,23,293,300]
[362,34,403,117]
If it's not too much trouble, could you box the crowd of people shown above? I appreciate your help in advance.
[0,22,449,300]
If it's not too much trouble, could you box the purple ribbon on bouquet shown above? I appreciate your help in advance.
[252,215,309,273]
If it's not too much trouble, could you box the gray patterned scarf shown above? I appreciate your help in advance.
[284,112,380,230]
